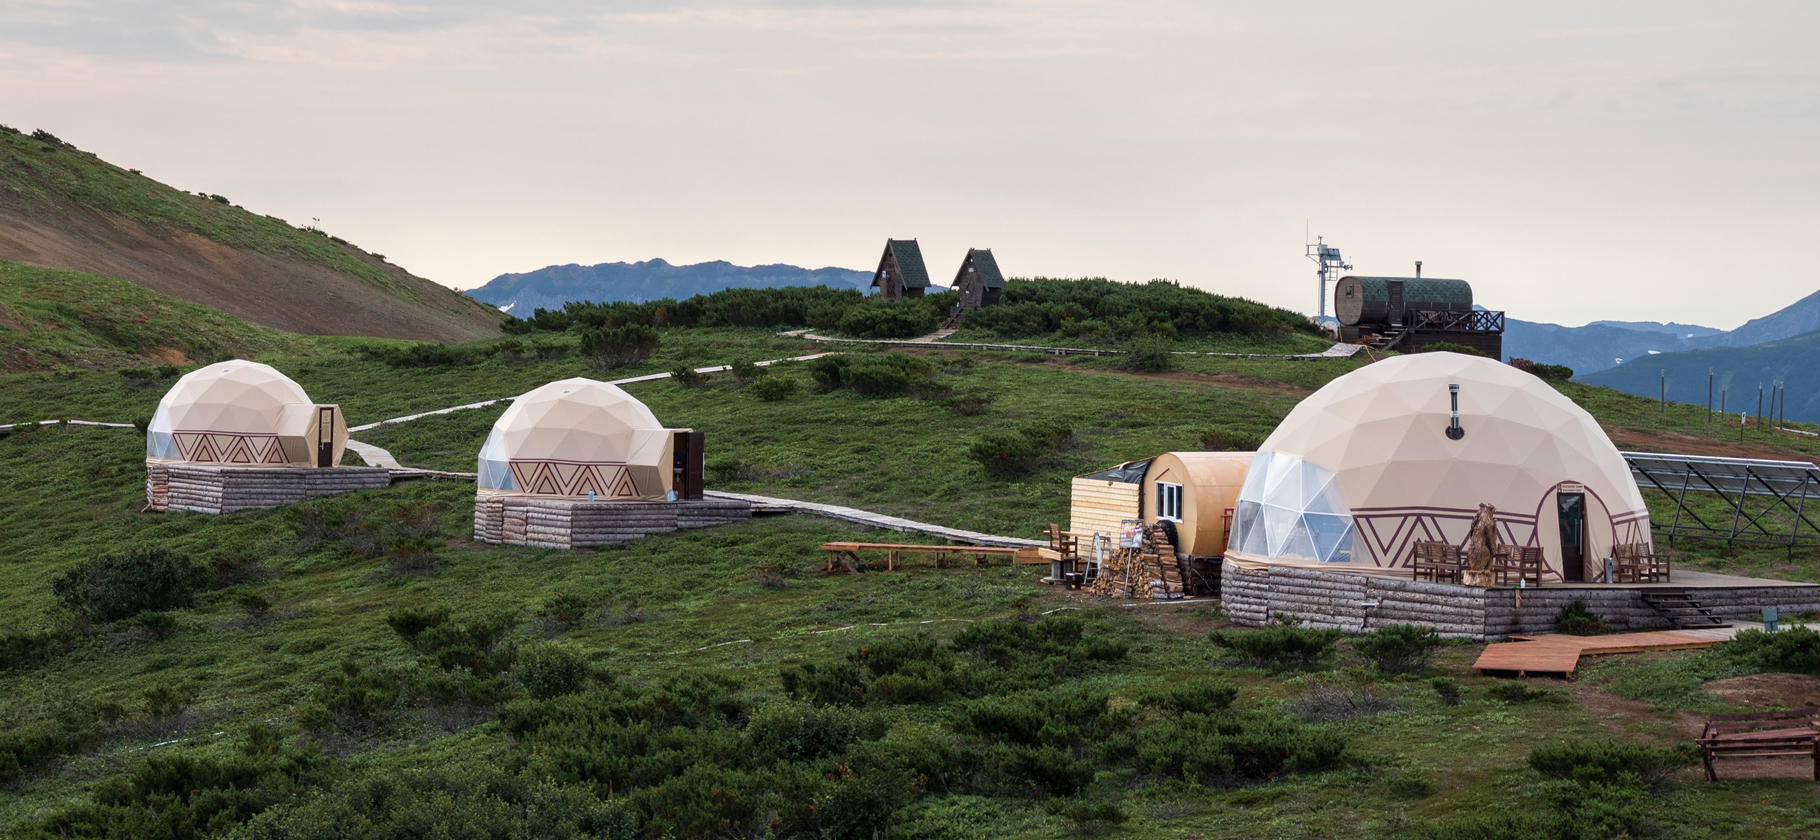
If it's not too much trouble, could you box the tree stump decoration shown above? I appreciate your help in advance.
[1461,503,1499,588]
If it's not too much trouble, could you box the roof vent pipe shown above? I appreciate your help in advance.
[1446,383,1464,440]
[1415,261,1423,279]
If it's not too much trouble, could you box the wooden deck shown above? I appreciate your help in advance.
[1475,627,1737,677]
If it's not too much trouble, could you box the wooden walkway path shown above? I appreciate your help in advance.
[704,490,1043,548]
[1475,627,1738,677]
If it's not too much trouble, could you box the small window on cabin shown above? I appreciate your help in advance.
[1156,482,1183,522]
[1345,286,1354,297]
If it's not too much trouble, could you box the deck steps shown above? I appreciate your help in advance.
[1641,591,1730,629]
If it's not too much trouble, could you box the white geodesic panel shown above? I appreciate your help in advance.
[146,360,341,467]
[1228,352,1649,573]
[479,377,677,499]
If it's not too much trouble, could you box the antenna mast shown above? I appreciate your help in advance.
[1305,235,1352,328]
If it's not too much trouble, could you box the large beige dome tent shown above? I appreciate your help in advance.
[1225,353,1649,582]
[147,360,347,468]
[477,378,680,501]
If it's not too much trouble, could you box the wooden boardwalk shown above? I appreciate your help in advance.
[706,490,1042,548]
[1475,627,1738,677]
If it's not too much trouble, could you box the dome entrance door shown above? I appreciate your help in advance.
[316,407,335,468]
[1558,492,1586,581]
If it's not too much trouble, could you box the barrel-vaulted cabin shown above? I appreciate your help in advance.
[1142,453,1253,558]
[952,248,1005,309]
[1335,275,1503,358]
[1069,453,1253,558]
[872,239,931,302]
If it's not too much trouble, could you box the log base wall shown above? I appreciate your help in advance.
[145,464,393,514]
[473,497,753,549]
[1221,563,1820,640]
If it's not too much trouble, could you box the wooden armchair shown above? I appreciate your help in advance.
[1492,545,1543,587]
[1615,542,1670,583]
[1046,524,1083,587]
[1410,540,1462,583]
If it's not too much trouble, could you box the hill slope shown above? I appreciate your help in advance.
[1507,287,1820,374]
[0,125,502,344]
[464,258,873,314]
[1578,328,1820,421]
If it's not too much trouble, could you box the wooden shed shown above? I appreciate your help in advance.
[871,239,931,301]
[1334,274,1504,358]
[952,248,1006,309]
[1069,460,1148,538]
[1141,452,1253,557]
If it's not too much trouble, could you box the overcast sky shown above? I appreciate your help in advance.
[3,1,1815,328]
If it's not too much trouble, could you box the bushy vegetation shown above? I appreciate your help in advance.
[1197,424,1268,451]
[503,285,865,333]
[837,294,952,339]
[1349,623,1442,674]
[50,547,213,623]
[960,278,1319,345]
[1207,625,1341,670]
[1554,599,1605,635]
[1416,341,1486,357]
[808,352,939,397]
[1712,625,1820,674]
[1510,357,1574,381]
[579,324,661,370]
[967,420,1075,478]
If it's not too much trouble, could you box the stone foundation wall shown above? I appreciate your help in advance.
[1221,563,1820,640]
[146,464,392,514]
[473,497,752,549]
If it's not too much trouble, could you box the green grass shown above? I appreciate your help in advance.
[7,329,1820,837]
[937,328,1335,355]
[0,260,333,372]
[0,127,405,295]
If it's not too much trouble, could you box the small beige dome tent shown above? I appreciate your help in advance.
[477,377,680,500]
[1224,353,1649,582]
[147,360,347,467]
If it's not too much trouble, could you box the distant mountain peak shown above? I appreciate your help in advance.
[464,258,875,313]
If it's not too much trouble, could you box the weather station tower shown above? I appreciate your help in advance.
[1306,236,1351,334]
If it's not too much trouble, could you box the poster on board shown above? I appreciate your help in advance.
[1119,520,1145,549]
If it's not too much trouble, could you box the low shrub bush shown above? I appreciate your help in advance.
[1351,623,1442,674]
[1430,676,1463,706]
[1121,333,1177,372]
[1715,625,1820,675]
[232,764,632,840]
[579,324,660,370]
[808,353,938,397]
[967,420,1075,478]
[51,547,212,623]
[1528,739,1696,787]
[1207,626,1341,670]
[670,365,708,387]
[1486,680,1566,704]
[838,298,944,339]
[1197,424,1266,451]
[1418,341,1486,357]
[747,377,799,401]
[1290,670,1400,721]
[1555,599,1605,635]
[1144,680,1239,715]
[516,643,590,701]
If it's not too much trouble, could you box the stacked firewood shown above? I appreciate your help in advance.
[1087,524,1186,599]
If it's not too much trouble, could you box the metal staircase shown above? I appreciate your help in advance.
[1640,591,1729,629]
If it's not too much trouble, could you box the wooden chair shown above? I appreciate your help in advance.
[1047,524,1083,587]
[1410,540,1462,583]
[1697,708,1820,781]
[1613,543,1644,583]
[1492,545,1543,587]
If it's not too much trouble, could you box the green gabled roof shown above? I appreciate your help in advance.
[959,248,1005,289]
[874,239,931,289]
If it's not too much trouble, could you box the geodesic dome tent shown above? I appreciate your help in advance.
[477,378,679,500]
[1225,353,1649,581]
[147,360,347,467]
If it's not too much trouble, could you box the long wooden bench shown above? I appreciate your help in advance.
[819,542,1023,573]
[1696,708,1820,781]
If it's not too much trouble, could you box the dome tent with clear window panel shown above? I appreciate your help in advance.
[146,360,347,467]
[1224,352,1649,581]
[477,377,680,500]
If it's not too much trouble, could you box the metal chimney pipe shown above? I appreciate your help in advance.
[1415,261,1423,279]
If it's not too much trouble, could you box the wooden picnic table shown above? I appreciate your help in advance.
[1696,708,1820,781]
[819,541,1025,573]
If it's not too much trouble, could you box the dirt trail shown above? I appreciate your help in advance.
[0,204,502,344]
[1603,426,1818,463]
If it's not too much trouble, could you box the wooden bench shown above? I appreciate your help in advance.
[1493,545,1544,588]
[1696,708,1820,781]
[1614,542,1672,584]
[1410,540,1462,583]
[819,542,1023,573]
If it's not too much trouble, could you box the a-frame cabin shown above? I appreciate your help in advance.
[952,248,1005,309]
[872,239,931,301]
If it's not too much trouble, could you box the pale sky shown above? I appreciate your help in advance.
[3,1,1815,328]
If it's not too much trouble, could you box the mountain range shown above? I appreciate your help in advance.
[1504,286,1820,375]
[464,259,877,314]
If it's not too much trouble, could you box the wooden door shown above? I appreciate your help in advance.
[672,431,705,500]
[316,407,335,468]
[1387,280,1405,326]
[1558,492,1586,581]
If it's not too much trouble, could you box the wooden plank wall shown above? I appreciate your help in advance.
[473,497,753,548]
[1070,478,1140,537]
[146,465,391,514]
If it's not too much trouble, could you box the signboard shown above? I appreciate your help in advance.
[1119,520,1146,549]
[1559,482,1585,494]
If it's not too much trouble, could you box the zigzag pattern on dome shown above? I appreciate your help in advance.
[506,460,643,499]
[172,432,289,465]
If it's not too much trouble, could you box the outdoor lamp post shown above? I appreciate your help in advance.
[1446,383,1465,440]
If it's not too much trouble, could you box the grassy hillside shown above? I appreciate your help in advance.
[0,124,503,343]
[0,260,334,372]
[5,336,1820,838]
[1581,328,1820,422]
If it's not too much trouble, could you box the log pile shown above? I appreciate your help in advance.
[473,497,755,549]
[1088,525,1187,600]
[145,465,391,514]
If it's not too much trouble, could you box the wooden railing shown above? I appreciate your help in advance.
[1404,309,1505,333]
